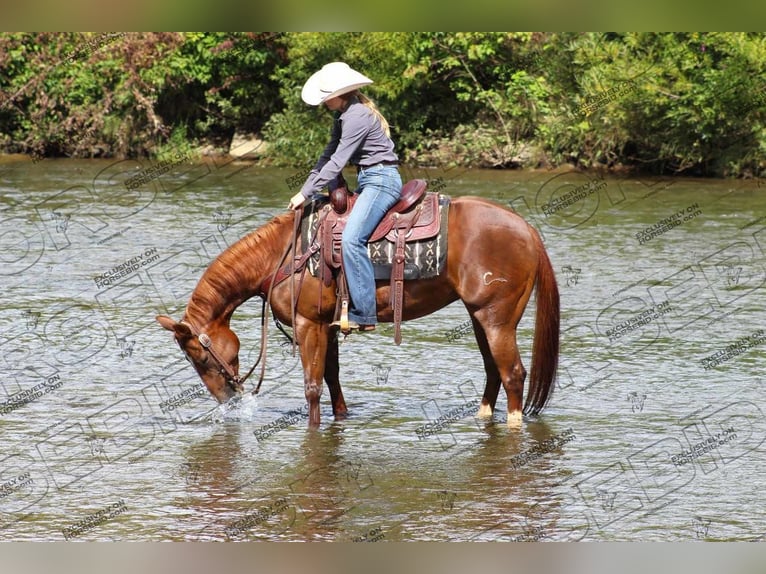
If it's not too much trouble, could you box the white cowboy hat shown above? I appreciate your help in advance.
[301,62,373,106]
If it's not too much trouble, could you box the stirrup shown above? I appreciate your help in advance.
[340,299,350,331]
[329,319,376,333]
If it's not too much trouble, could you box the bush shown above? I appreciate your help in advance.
[1,32,764,177]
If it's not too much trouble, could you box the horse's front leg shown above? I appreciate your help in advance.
[295,318,330,428]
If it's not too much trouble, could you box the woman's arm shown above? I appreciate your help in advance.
[298,107,372,199]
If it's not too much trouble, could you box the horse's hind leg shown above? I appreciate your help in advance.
[324,330,348,419]
[473,315,527,429]
[507,349,526,427]
[468,313,501,419]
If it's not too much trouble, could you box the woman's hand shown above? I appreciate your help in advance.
[288,191,307,210]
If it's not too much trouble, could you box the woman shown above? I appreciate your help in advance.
[288,62,402,333]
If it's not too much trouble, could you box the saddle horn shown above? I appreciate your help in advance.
[329,174,350,214]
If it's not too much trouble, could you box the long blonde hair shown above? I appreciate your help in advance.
[353,91,391,138]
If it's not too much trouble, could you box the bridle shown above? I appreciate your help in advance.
[177,209,307,398]
[178,319,260,395]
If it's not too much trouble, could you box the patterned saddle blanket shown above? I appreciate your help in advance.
[301,191,450,283]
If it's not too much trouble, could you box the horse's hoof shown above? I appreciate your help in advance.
[333,409,349,420]
[476,403,493,419]
[506,410,523,429]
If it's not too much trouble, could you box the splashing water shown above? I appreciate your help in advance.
[211,393,259,424]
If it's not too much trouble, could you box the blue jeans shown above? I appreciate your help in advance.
[342,164,402,325]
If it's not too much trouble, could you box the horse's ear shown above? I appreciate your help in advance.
[174,322,193,339]
[156,316,194,340]
[156,315,177,332]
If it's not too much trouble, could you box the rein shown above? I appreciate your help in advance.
[249,211,300,395]
[183,208,312,399]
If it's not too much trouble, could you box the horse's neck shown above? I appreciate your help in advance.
[183,213,293,329]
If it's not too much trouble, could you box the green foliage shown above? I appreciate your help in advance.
[0,32,284,158]
[1,32,764,177]
[262,32,413,166]
[539,32,766,175]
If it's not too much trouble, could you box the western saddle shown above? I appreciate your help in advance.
[264,177,444,345]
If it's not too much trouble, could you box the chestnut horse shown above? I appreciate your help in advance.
[156,196,559,428]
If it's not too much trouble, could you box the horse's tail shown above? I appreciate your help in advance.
[523,228,560,415]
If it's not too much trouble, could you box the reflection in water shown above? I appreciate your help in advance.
[183,425,241,495]
[176,424,245,540]
[462,421,590,542]
[178,420,365,541]
[400,418,583,541]
[281,425,357,541]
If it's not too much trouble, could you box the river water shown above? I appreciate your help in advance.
[0,157,764,541]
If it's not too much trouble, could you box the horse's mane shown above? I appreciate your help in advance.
[184,211,294,323]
